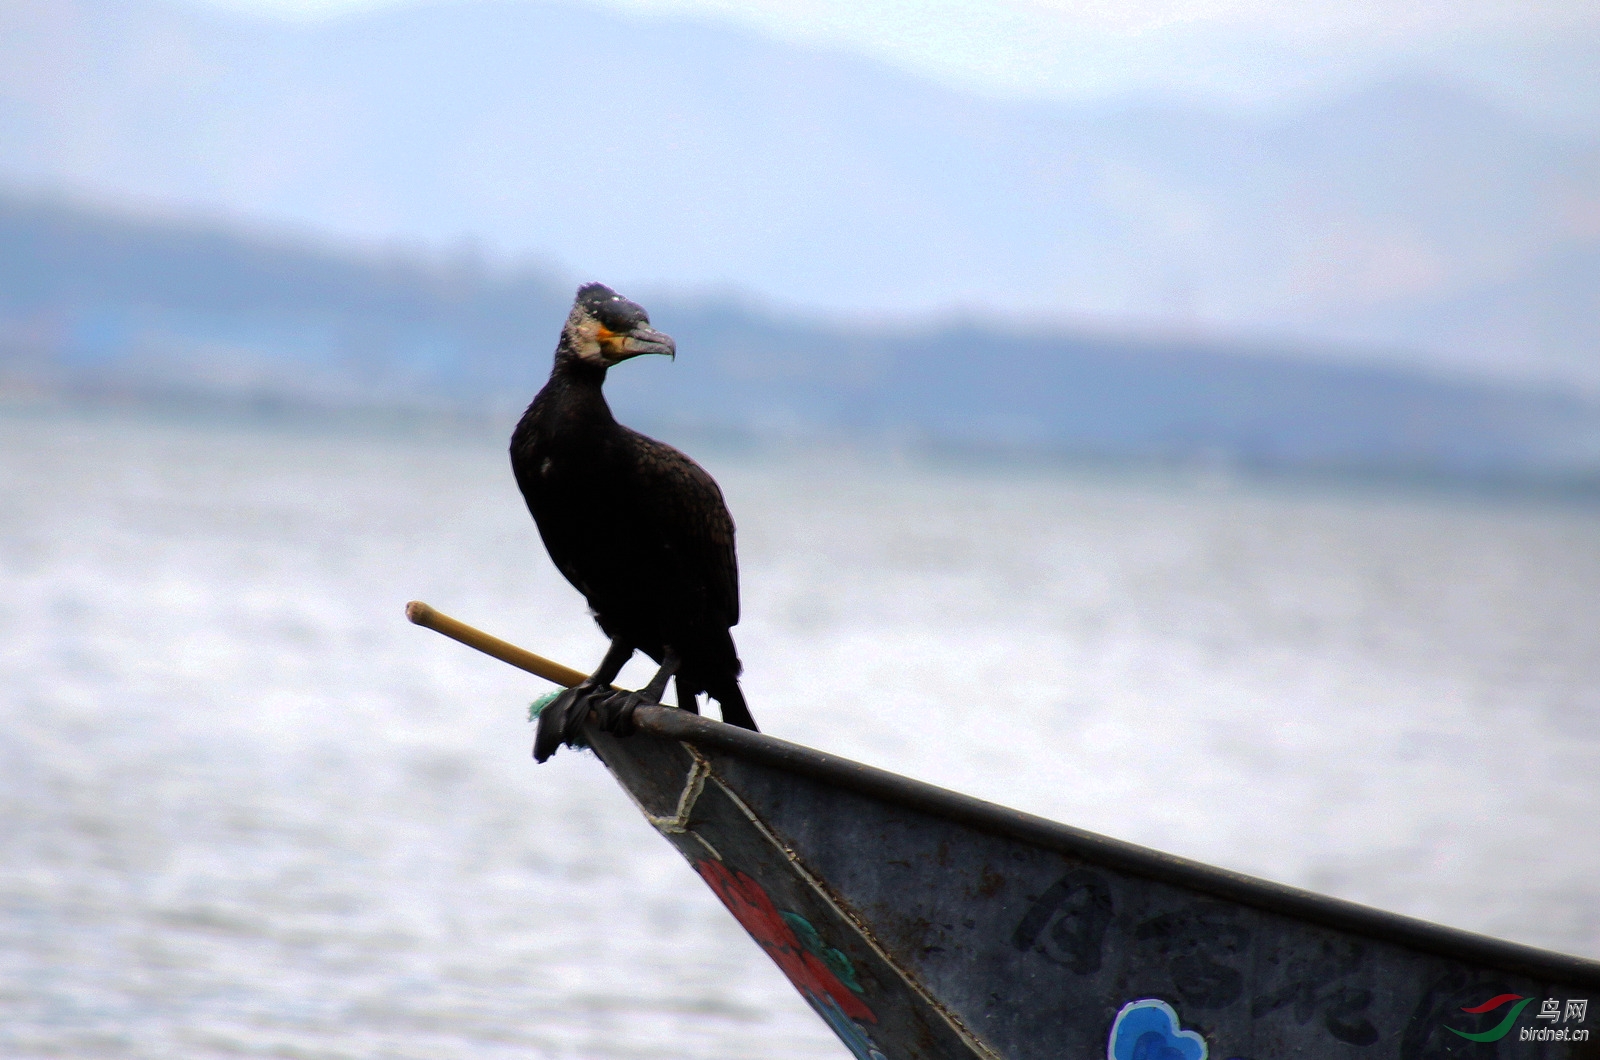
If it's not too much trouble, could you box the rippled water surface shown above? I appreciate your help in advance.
[3,407,1598,1058]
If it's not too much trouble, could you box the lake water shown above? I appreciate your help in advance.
[2,405,1598,1058]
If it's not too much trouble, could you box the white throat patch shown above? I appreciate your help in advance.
[564,308,612,366]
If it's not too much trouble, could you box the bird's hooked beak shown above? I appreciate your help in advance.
[624,325,676,360]
[613,324,675,361]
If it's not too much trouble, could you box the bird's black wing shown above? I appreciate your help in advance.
[625,429,740,630]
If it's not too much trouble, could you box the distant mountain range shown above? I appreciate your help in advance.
[1,0,1598,391]
[5,193,1599,484]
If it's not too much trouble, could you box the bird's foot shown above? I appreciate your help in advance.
[584,649,680,740]
[532,680,607,762]
[591,688,660,738]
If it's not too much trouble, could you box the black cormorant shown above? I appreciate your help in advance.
[511,282,757,762]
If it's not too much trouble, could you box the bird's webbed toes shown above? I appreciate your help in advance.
[592,687,660,737]
[593,691,641,737]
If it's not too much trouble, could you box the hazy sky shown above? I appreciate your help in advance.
[193,0,1600,123]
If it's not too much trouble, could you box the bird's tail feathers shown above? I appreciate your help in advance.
[711,681,757,732]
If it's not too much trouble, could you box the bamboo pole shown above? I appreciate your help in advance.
[405,600,589,688]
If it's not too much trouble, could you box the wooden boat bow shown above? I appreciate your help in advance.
[609,706,1600,1060]
[408,603,1600,1059]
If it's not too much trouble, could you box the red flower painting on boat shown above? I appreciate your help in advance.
[695,859,876,1024]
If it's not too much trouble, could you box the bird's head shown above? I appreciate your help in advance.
[560,282,676,367]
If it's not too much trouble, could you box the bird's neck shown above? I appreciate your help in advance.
[550,348,610,391]
[530,350,618,436]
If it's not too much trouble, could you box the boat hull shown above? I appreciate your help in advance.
[585,708,1600,1060]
